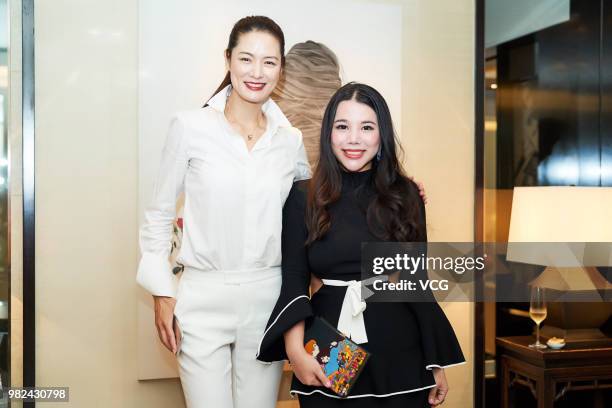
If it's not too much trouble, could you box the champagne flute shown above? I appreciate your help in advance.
[529,286,547,349]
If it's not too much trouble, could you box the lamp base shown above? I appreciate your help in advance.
[539,326,612,347]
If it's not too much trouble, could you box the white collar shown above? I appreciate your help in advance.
[206,84,291,128]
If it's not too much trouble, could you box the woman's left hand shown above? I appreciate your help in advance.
[428,367,448,406]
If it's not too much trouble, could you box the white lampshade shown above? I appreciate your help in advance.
[507,187,612,267]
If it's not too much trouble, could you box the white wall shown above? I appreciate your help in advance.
[0,0,8,49]
[34,0,183,406]
[30,0,475,406]
[400,1,475,407]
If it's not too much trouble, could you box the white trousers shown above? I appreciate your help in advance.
[174,267,284,408]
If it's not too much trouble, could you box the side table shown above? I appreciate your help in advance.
[497,336,612,408]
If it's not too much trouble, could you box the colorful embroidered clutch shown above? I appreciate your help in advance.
[303,317,370,398]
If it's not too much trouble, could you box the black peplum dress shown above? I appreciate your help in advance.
[256,169,466,407]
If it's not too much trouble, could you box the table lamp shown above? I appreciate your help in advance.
[507,186,612,346]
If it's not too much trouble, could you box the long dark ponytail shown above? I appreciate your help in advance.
[204,16,286,107]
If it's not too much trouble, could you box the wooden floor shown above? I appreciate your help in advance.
[277,362,299,407]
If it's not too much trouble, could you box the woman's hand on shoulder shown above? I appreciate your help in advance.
[408,176,428,204]
[428,367,449,406]
[287,349,331,388]
[153,295,178,354]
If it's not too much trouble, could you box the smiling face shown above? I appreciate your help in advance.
[330,99,381,172]
[226,30,282,104]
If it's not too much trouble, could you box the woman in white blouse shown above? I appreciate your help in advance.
[136,16,310,408]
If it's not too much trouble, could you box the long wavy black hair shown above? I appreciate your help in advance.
[305,82,425,244]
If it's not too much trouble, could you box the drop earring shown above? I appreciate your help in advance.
[376,147,382,161]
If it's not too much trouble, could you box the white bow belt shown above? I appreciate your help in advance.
[321,275,388,344]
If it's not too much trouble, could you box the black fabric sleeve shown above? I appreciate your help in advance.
[256,181,313,362]
[407,195,466,369]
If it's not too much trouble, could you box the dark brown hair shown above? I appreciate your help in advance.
[205,16,285,106]
[306,82,425,244]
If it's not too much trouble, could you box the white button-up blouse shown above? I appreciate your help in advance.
[137,85,312,297]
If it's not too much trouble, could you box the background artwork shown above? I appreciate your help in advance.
[138,0,402,379]
[272,41,342,165]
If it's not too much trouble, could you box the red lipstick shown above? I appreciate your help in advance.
[245,82,266,91]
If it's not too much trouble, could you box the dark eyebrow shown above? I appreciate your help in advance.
[333,119,348,123]
[362,121,377,125]
[238,51,279,60]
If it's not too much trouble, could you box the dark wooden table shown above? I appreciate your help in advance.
[497,336,612,408]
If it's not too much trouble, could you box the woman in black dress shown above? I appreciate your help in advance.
[256,83,465,407]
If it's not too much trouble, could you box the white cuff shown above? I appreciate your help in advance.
[136,252,178,297]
